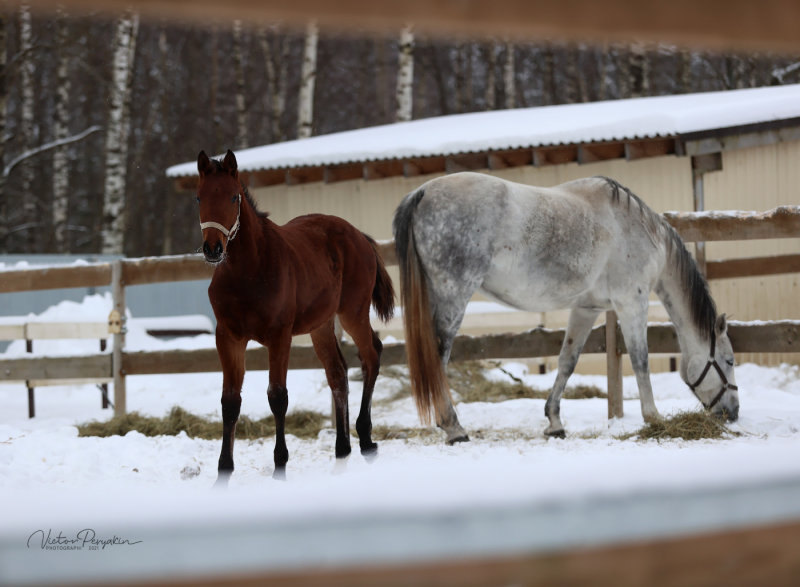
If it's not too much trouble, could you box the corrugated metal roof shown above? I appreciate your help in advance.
[167,84,800,178]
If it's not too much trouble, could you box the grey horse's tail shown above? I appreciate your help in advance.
[393,189,452,426]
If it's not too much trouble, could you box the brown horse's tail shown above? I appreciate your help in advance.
[364,234,395,324]
[392,189,451,426]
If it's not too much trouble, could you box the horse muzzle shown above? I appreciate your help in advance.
[203,240,224,263]
[711,399,739,422]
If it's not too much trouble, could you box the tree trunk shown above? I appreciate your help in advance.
[678,48,694,93]
[52,7,71,252]
[209,27,223,152]
[541,44,556,105]
[258,26,288,142]
[0,13,7,253]
[232,20,248,149]
[484,42,497,110]
[503,41,515,108]
[19,3,37,251]
[629,42,650,98]
[395,25,414,122]
[101,9,139,255]
[297,21,318,139]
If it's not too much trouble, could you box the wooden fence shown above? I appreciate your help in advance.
[1,206,799,418]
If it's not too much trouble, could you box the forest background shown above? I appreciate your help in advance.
[1,6,799,257]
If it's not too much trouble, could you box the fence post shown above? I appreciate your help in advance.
[111,260,127,416]
[605,310,623,419]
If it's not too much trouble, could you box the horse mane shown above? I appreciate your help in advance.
[205,157,270,219]
[600,176,717,339]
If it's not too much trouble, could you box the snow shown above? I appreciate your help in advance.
[167,84,800,176]
[2,295,800,582]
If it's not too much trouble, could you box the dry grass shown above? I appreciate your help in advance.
[618,410,740,442]
[77,407,328,440]
[447,361,605,403]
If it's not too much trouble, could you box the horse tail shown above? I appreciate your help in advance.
[363,233,395,323]
[392,189,451,426]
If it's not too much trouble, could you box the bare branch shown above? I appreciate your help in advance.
[3,125,102,178]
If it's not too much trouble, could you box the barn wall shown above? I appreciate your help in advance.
[704,140,800,367]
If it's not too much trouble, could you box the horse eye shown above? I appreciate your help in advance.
[231,194,238,203]
[725,359,735,367]
[195,196,200,203]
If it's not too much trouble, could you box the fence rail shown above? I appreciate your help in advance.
[1,206,799,417]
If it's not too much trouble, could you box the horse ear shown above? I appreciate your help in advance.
[197,150,213,177]
[715,313,728,336]
[222,149,238,177]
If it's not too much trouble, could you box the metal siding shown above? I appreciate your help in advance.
[703,141,800,366]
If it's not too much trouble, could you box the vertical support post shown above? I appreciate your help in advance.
[690,152,722,277]
[111,260,127,417]
[100,338,109,409]
[26,337,35,418]
[605,310,623,419]
[692,169,707,275]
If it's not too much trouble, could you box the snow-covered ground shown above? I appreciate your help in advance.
[2,294,800,584]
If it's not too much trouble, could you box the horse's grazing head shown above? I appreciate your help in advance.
[196,149,243,264]
[683,314,740,422]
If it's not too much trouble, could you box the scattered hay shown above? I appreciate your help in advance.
[618,411,739,442]
[77,407,328,440]
[446,361,605,403]
[369,425,440,442]
[563,384,607,400]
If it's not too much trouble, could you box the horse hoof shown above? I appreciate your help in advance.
[446,434,470,445]
[360,442,378,459]
[272,466,287,481]
[545,429,566,439]
[213,472,231,489]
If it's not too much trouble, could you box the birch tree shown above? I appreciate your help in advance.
[232,20,248,149]
[52,7,71,251]
[395,25,414,122]
[101,9,139,255]
[296,21,318,139]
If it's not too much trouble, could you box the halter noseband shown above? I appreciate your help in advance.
[199,192,242,242]
[687,331,738,410]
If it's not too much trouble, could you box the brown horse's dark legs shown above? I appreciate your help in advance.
[311,321,352,459]
[218,391,242,474]
[267,384,289,472]
[267,339,292,478]
[341,317,382,456]
[354,331,382,455]
[215,333,246,485]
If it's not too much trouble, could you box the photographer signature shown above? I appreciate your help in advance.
[27,528,142,551]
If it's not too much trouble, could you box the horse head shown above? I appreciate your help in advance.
[196,149,242,264]
[684,314,740,422]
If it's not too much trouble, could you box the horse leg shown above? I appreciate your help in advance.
[267,336,292,477]
[340,313,381,456]
[544,307,601,438]
[310,320,352,459]
[432,299,471,444]
[617,304,661,423]
[215,332,246,485]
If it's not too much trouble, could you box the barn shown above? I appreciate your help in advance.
[168,83,800,371]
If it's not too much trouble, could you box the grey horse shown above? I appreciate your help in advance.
[393,172,739,443]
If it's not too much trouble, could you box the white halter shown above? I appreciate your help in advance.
[200,193,241,241]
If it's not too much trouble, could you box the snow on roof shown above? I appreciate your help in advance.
[167,84,800,178]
